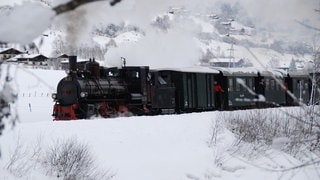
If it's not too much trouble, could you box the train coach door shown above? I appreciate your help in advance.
[220,76,228,110]
[181,73,196,111]
[206,74,215,109]
[214,73,228,110]
[254,76,265,98]
[285,76,294,105]
[149,71,176,113]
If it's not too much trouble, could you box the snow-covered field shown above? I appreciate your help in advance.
[0,65,319,180]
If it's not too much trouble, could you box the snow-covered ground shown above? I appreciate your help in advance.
[0,65,319,180]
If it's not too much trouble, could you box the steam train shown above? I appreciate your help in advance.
[52,56,317,120]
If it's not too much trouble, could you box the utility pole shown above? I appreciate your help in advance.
[227,41,235,68]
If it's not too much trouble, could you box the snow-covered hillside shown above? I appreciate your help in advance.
[1,0,317,70]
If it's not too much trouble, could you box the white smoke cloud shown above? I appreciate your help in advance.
[94,0,319,67]
[85,0,206,68]
[53,8,91,55]
[105,28,201,68]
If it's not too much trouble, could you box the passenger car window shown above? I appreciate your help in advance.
[228,78,233,91]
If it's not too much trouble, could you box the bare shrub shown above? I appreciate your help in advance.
[42,138,113,180]
[221,107,316,156]
[5,135,43,177]
[208,119,223,147]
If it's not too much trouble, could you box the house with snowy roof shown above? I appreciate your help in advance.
[0,48,23,62]
[209,57,246,68]
[13,54,49,66]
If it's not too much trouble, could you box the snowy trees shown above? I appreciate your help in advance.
[151,15,171,32]
[309,35,320,104]
[302,6,320,133]
[0,64,17,139]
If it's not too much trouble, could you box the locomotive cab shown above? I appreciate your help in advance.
[120,66,151,114]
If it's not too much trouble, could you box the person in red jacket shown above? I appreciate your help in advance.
[214,81,224,110]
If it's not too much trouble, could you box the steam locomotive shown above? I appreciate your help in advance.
[52,56,175,120]
[52,56,317,120]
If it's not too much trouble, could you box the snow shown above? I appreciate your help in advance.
[33,29,60,57]
[0,2,55,44]
[0,0,320,179]
[153,66,220,74]
[190,17,214,33]
[0,64,319,180]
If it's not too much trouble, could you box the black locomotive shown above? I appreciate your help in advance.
[52,56,175,120]
[52,56,316,120]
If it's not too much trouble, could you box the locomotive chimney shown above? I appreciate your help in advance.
[69,56,77,72]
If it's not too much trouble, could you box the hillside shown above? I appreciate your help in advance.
[0,0,317,70]
[38,5,314,69]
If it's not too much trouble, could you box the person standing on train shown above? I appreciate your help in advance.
[214,81,224,110]
[256,78,265,96]
[256,78,265,107]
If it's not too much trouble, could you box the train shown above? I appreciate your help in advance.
[51,56,318,120]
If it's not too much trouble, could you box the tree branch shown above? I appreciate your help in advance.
[53,0,122,15]
[295,20,320,32]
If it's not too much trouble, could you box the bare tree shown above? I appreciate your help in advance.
[0,64,17,142]
[5,136,43,177]
[298,5,320,133]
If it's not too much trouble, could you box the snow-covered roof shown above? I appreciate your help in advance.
[152,66,220,74]
[14,54,48,59]
[60,58,89,63]
[209,58,242,63]
[220,21,231,25]
[56,54,69,58]
[287,71,310,78]
[0,47,23,54]
[212,67,285,78]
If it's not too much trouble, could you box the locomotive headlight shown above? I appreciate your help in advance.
[51,93,57,100]
[65,69,70,75]
[80,92,88,98]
